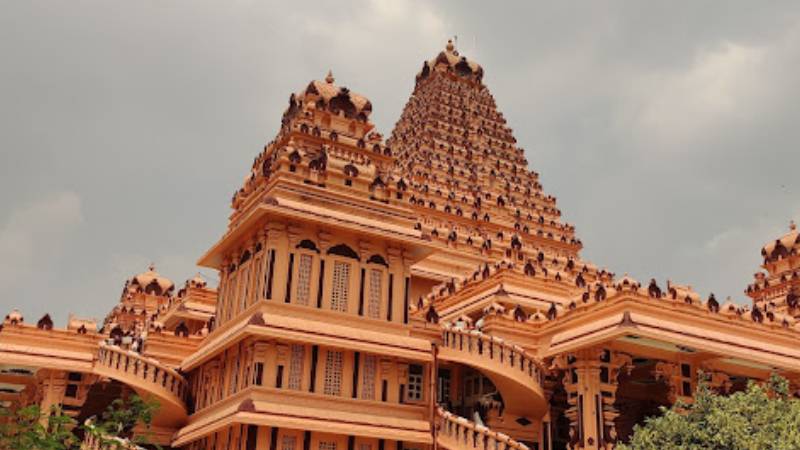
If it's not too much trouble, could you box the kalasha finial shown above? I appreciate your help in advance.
[325,70,334,84]
[446,39,455,52]
[148,262,155,272]
[790,220,797,231]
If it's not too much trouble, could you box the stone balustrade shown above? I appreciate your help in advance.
[95,344,187,406]
[81,430,142,450]
[436,407,529,450]
[441,326,544,385]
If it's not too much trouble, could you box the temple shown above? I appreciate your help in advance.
[2,40,799,450]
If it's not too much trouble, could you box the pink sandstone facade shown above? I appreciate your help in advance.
[2,41,800,450]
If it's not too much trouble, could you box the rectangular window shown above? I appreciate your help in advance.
[352,352,360,398]
[367,270,382,319]
[323,350,344,396]
[331,261,351,312]
[316,259,325,308]
[407,364,423,402]
[245,425,259,450]
[319,442,337,450]
[282,436,297,450]
[230,357,240,395]
[251,256,262,305]
[437,368,451,404]
[361,355,377,400]
[288,344,305,390]
[240,267,250,311]
[229,274,238,318]
[254,362,264,386]
[309,346,318,393]
[264,249,275,300]
[275,365,284,388]
[285,253,294,303]
[296,254,313,306]
[387,274,394,321]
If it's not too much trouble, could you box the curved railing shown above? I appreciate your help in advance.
[94,344,188,425]
[439,326,547,417]
[81,430,142,450]
[436,407,529,450]
[441,326,545,385]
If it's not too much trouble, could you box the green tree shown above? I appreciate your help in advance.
[618,374,800,450]
[0,394,160,449]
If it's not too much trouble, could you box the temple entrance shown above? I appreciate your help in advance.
[613,358,671,443]
[437,364,502,424]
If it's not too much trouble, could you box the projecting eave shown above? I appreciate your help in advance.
[198,190,442,269]
[479,292,800,373]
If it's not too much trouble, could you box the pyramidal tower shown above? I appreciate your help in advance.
[387,40,586,281]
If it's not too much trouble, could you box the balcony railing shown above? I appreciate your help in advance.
[441,326,545,385]
[436,407,529,450]
[95,344,187,406]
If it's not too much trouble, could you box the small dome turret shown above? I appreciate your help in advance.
[417,39,484,84]
[761,220,800,264]
[125,264,174,297]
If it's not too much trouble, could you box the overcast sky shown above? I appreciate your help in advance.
[2,1,799,325]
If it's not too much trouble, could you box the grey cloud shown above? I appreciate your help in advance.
[1,1,798,324]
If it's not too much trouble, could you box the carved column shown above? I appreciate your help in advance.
[562,349,603,450]
[561,349,631,450]
[601,352,631,449]
[38,370,67,420]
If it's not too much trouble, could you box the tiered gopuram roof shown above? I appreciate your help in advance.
[388,40,584,270]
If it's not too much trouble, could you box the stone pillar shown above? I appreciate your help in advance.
[563,349,603,450]
[38,370,67,421]
[561,349,630,450]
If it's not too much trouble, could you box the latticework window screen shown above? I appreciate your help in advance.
[288,344,305,390]
[282,436,297,450]
[367,269,382,319]
[330,261,350,312]
[360,354,377,400]
[295,254,313,305]
[323,350,344,396]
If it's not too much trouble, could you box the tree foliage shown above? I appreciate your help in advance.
[618,374,800,450]
[0,394,159,450]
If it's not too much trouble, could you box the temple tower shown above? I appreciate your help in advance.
[388,40,582,284]
[182,73,437,450]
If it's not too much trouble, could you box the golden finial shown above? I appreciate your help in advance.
[790,220,797,231]
[325,70,334,84]
[148,262,155,272]
[446,39,455,52]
